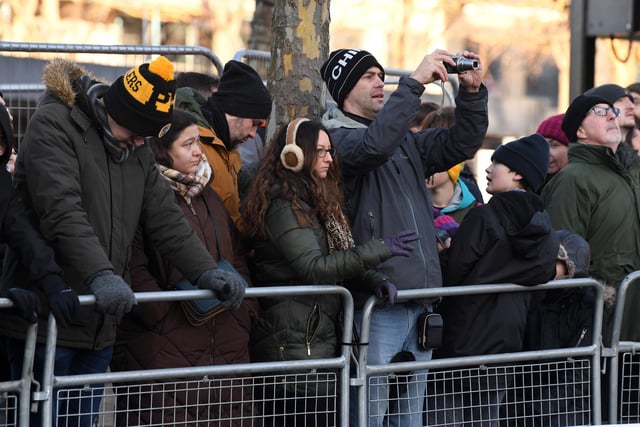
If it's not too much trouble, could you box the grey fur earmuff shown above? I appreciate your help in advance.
[280,118,309,172]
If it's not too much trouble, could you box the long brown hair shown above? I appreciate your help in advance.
[242,120,346,238]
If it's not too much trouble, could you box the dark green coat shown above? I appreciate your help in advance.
[0,59,215,349]
[543,143,640,340]
[250,186,391,365]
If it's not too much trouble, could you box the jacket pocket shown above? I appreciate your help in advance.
[305,301,320,357]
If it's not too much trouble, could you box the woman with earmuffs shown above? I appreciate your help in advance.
[242,118,419,426]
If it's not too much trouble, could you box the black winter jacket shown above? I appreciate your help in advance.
[322,77,488,305]
[436,191,559,357]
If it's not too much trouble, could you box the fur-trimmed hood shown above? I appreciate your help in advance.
[41,59,103,109]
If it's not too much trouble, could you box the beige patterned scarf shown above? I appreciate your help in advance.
[323,211,356,253]
[156,153,212,206]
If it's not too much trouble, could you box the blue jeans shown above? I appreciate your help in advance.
[351,302,432,427]
[7,339,112,427]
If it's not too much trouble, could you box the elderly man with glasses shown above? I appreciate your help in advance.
[542,94,640,344]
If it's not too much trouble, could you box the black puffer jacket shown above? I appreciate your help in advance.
[0,102,62,287]
[436,191,559,357]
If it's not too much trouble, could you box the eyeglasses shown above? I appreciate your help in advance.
[316,147,336,158]
[589,106,620,117]
[115,135,151,147]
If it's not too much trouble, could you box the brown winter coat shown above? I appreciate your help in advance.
[112,185,258,426]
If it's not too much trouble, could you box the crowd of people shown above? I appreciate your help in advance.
[0,47,639,427]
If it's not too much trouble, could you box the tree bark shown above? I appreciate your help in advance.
[266,0,330,140]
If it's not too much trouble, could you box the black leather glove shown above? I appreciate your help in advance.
[4,288,41,324]
[196,268,246,310]
[87,270,136,320]
[383,230,420,257]
[42,274,79,328]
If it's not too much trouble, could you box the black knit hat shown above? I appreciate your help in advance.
[584,83,633,104]
[210,60,272,119]
[321,49,385,108]
[104,56,176,138]
[491,133,549,193]
[561,94,613,142]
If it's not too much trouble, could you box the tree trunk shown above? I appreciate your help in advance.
[266,0,330,140]
[248,0,274,52]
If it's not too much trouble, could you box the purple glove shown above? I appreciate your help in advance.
[433,211,460,239]
[383,230,420,257]
[374,280,398,307]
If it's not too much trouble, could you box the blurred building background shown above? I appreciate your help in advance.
[0,0,639,141]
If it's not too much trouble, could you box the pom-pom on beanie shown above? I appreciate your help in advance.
[321,49,385,108]
[104,56,176,138]
[491,133,550,193]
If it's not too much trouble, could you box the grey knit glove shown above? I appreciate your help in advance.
[87,270,136,320]
[196,268,245,310]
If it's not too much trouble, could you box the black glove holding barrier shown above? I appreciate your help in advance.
[196,268,246,310]
[87,270,136,320]
[3,288,41,324]
[383,230,421,257]
[42,273,79,328]
[374,280,398,307]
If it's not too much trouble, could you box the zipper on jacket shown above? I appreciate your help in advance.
[391,158,401,174]
[368,212,375,240]
[306,302,320,356]
[575,328,588,347]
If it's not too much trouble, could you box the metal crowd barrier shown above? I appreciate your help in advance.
[0,42,224,147]
[30,285,353,427]
[355,278,604,427]
[8,277,640,426]
[607,270,640,424]
[0,299,40,427]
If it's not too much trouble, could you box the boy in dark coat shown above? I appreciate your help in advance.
[429,134,559,426]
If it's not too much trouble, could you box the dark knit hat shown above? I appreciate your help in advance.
[561,94,613,142]
[491,133,550,193]
[584,83,633,104]
[628,82,640,95]
[210,60,272,119]
[536,113,570,146]
[104,56,176,137]
[320,49,385,108]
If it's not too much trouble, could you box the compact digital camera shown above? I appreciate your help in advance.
[444,56,479,74]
